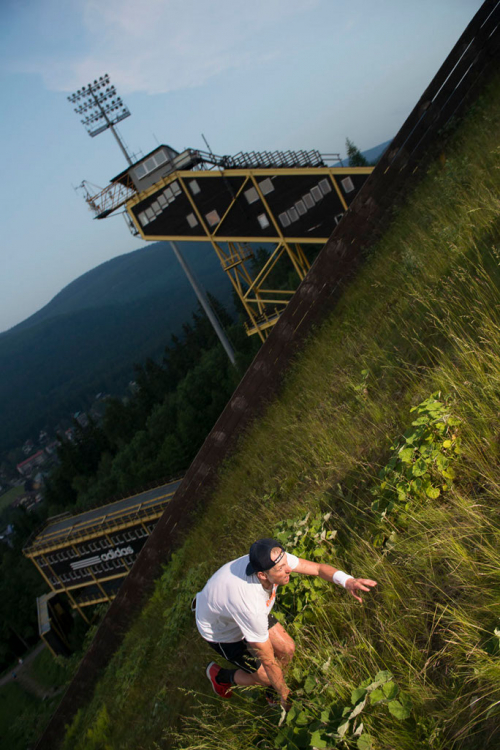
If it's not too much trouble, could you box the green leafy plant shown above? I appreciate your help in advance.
[273,512,337,627]
[351,368,370,403]
[83,705,114,750]
[371,394,461,538]
[273,669,411,749]
[271,512,412,748]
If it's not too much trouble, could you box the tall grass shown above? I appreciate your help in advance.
[60,71,500,750]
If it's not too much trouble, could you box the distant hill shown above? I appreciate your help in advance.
[338,138,393,166]
[0,137,391,456]
[361,139,392,164]
[0,241,234,454]
[3,241,232,337]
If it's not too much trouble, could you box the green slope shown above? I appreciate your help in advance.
[45,73,500,750]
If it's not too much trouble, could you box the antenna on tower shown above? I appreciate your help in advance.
[67,74,133,166]
[201,133,215,159]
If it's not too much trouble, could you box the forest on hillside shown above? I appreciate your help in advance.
[44,297,259,514]
[0,240,234,459]
[0,293,260,671]
[0,237,328,673]
[0,236,320,674]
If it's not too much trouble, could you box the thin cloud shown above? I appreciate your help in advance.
[14,0,320,94]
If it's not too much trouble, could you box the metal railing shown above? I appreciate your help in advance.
[195,147,335,170]
[28,500,168,554]
[244,307,283,335]
[85,179,136,219]
[23,475,183,554]
[83,147,344,218]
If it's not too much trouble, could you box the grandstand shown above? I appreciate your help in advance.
[23,479,181,624]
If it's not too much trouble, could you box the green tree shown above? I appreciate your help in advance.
[45,295,256,514]
[0,506,47,667]
[346,137,368,167]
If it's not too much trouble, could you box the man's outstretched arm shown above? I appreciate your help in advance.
[293,558,377,603]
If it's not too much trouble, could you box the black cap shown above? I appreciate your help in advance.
[246,538,285,575]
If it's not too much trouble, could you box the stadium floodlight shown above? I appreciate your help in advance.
[67,74,133,165]
[67,76,237,364]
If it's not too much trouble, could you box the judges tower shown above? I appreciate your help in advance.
[70,78,373,340]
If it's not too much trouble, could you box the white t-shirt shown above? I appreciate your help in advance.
[195,552,299,643]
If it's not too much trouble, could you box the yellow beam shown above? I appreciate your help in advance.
[24,507,166,556]
[34,485,176,538]
[211,176,251,236]
[329,174,348,212]
[50,570,128,594]
[126,165,373,208]
[42,553,89,623]
[41,633,58,659]
[130,233,331,244]
[124,163,373,339]
[74,592,117,609]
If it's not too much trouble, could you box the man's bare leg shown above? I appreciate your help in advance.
[233,623,295,686]
[269,621,295,668]
[233,665,270,686]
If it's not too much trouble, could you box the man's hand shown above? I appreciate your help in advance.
[249,638,291,706]
[345,577,377,603]
[280,686,292,711]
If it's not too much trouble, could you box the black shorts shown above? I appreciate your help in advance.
[205,613,279,673]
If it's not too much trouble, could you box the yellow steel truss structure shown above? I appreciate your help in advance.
[24,483,179,612]
[125,166,373,340]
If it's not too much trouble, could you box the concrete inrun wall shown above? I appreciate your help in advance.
[35,2,499,747]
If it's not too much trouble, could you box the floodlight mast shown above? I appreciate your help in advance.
[67,74,133,165]
[68,75,237,366]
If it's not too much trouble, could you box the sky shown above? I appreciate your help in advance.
[0,0,484,333]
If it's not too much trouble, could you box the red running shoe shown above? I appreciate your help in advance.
[206,662,233,698]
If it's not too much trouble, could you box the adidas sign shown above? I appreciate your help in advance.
[101,546,134,561]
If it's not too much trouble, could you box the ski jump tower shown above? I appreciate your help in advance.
[70,76,373,340]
